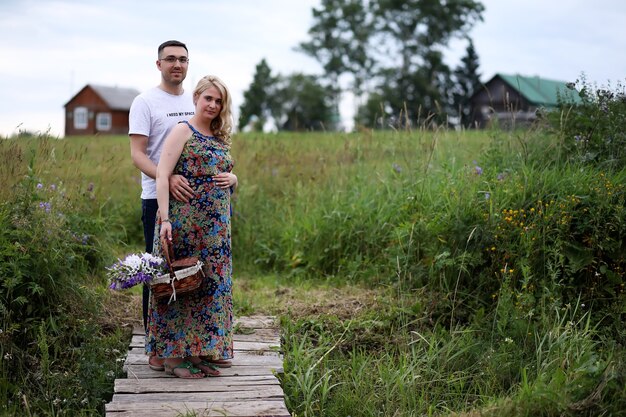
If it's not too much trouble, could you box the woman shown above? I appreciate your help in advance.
[147,75,237,379]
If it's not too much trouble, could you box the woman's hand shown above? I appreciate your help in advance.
[213,172,238,189]
[159,220,172,244]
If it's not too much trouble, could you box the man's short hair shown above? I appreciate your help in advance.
[158,40,188,57]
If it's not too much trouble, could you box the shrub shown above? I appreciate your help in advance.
[480,166,626,339]
[549,76,626,170]
[0,168,126,415]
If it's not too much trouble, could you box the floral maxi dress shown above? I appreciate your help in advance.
[146,121,233,361]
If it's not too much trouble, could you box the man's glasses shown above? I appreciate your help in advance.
[160,56,189,64]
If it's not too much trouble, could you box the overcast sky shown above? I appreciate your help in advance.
[1,0,624,137]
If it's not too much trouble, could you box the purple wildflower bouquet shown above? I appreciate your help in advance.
[107,253,165,290]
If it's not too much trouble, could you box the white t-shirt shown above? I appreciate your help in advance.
[129,87,195,199]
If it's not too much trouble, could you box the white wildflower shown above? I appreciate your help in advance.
[123,254,142,271]
[108,252,164,290]
[142,253,162,264]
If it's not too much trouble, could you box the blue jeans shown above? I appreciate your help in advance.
[141,198,158,331]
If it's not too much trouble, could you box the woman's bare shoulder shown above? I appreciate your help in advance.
[172,121,193,135]
[167,122,193,142]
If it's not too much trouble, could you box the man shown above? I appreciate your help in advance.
[129,40,195,370]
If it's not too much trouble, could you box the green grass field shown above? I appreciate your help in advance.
[1,124,625,416]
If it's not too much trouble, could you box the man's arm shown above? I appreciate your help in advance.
[130,134,157,179]
[129,133,195,202]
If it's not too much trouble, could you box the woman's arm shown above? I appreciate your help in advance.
[156,123,191,242]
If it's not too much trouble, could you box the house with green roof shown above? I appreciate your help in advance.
[469,73,581,128]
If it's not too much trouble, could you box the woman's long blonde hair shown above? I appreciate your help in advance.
[193,75,233,147]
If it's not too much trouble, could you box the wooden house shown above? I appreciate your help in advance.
[64,84,140,136]
[469,73,580,129]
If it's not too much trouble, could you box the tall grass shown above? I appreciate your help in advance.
[0,134,136,415]
[281,289,625,416]
[243,119,625,414]
[233,126,624,320]
[232,129,491,278]
[0,134,144,248]
[2,92,624,416]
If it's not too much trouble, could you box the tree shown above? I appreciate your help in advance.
[451,38,482,127]
[298,0,374,121]
[238,59,277,131]
[300,0,485,128]
[354,91,390,129]
[299,0,372,86]
[375,49,454,127]
[272,74,334,131]
[368,0,484,126]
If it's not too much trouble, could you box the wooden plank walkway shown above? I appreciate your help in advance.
[106,316,291,417]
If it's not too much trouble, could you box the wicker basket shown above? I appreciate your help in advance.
[151,238,204,303]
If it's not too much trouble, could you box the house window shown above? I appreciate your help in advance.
[96,112,112,131]
[74,107,88,129]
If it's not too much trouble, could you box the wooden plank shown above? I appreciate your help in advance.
[127,347,282,356]
[131,316,278,336]
[130,332,280,346]
[106,399,290,417]
[116,383,278,395]
[235,316,277,329]
[107,410,289,417]
[232,330,281,343]
[115,375,281,394]
[124,364,284,378]
[236,341,281,351]
[130,328,280,345]
[125,351,283,368]
[129,337,280,352]
[131,327,281,338]
[110,316,290,416]
[124,364,283,379]
[110,386,284,402]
